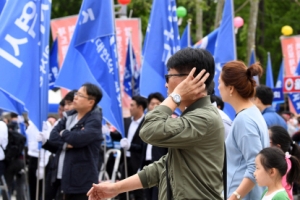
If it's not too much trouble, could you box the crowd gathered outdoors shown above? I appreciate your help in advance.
[1,48,300,200]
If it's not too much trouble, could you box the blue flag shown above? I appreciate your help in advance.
[0,0,6,15]
[123,39,139,97]
[193,28,219,55]
[180,22,193,49]
[140,0,180,98]
[288,60,300,114]
[273,60,284,110]
[55,0,124,136]
[213,0,236,120]
[266,52,274,88]
[0,0,51,131]
[0,91,25,114]
[123,41,133,97]
[49,37,59,89]
[248,48,260,85]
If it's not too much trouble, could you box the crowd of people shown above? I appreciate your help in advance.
[0,48,300,200]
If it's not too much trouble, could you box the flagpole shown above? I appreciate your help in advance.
[187,19,191,47]
[111,1,129,200]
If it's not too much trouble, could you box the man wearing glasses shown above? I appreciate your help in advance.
[88,48,225,200]
[43,83,103,200]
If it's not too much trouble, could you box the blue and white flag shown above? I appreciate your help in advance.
[123,41,133,97]
[273,60,284,110]
[55,0,124,136]
[140,0,180,98]
[248,48,260,85]
[123,39,140,97]
[49,37,59,89]
[193,28,219,55]
[180,21,193,49]
[288,60,300,114]
[0,0,51,131]
[0,91,25,114]
[0,0,6,15]
[266,52,274,88]
[213,0,236,120]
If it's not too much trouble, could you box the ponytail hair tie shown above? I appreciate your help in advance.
[285,152,291,159]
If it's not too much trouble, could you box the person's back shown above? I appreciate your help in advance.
[253,85,287,129]
[151,99,224,199]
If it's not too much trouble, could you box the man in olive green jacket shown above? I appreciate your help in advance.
[87,48,225,200]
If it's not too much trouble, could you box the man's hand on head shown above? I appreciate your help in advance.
[173,68,209,101]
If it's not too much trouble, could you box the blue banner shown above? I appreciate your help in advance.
[180,22,193,49]
[0,0,51,131]
[266,52,274,88]
[140,0,180,98]
[193,28,218,55]
[49,37,59,89]
[213,0,236,120]
[55,0,124,136]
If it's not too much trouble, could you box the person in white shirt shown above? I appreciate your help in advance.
[119,95,148,200]
[0,120,8,177]
[208,81,232,139]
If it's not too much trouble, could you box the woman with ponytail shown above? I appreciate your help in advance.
[254,147,300,199]
[269,125,300,199]
[218,61,270,200]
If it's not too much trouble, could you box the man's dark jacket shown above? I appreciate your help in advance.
[123,117,145,172]
[43,107,103,194]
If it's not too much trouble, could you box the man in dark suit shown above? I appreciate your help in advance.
[120,95,147,200]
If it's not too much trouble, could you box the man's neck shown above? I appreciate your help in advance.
[77,108,92,120]
[260,104,271,112]
[133,113,143,121]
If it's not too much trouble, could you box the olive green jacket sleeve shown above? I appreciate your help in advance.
[139,105,210,149]
[138,154,167,188]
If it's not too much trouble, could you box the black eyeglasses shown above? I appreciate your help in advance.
[75,92,90,99]
[164,74,188,83]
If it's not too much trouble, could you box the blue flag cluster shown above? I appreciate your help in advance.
[0,0,51,131]
[123,39,140,97]
[49,38,59,89]
[140,0,180,98]
[55,0,124,136]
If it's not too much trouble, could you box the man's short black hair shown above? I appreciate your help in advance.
[167,47,215,88]
[147,92,164,104]
[59,99,65,107]
[64,90,77,102]
[82,83,103,108]
[215,96,224,110]
[132,95,148,111]
[10,113,18,119]
[255,85,273,105]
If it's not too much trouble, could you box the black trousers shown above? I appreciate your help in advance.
[119,157,144,200]
[3,158,26,200]
[28,156,42,200]
[64,193,88,200]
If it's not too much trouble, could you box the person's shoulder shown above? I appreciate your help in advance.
[272,190,289,199]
